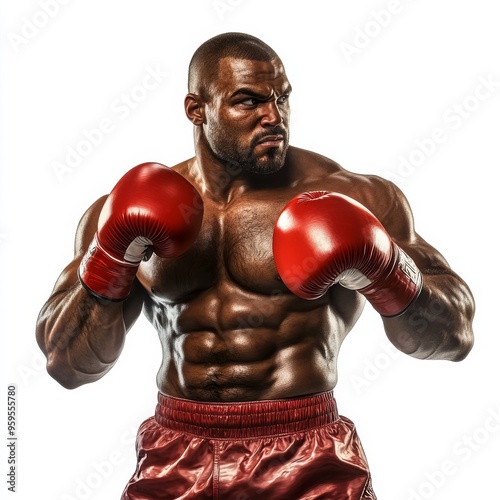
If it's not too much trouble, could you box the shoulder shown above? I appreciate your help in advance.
[288,146,413,238]
[74,195,108,255]
[286,146,344,178]
[171,158,195,177]
[288,145,398,202]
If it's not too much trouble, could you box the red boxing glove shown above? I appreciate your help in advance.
[78,162,203,301]
[273,191,422,317]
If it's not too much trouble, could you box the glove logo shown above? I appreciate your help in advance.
[398,249,421,287]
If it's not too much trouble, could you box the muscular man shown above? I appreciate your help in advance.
[36,33,475,499]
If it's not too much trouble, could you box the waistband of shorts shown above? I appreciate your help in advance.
[154,390,339,439]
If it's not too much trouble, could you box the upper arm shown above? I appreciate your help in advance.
[373,179,475,359]
[317,166,474,359]
[368,178,453,276]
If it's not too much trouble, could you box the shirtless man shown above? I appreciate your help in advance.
[36,33,475,499]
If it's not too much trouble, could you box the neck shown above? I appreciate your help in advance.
[189,129,292,202]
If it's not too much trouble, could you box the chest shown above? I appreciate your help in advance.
[137,195,289,302]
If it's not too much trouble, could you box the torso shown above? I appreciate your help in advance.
[137,146,387,401]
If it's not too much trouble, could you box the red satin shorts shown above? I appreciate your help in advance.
[122,391,376,499]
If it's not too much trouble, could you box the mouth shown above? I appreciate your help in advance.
[256,135,284,148]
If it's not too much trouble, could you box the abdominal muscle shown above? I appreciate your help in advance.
[143,282,359,402]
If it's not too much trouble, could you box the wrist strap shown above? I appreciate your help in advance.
[360,245,423,317]
[78,236,139,301]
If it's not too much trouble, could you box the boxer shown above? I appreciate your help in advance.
[36,33,475,499]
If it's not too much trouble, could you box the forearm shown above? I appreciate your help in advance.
[383,271,475,361]
[36,283,126,389]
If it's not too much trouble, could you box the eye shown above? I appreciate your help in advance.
[240,98,259,106]
[277,95,289,105]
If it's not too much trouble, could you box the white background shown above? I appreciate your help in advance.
[1,1,499,499]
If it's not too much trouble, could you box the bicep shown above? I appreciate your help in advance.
[380,181,454,276]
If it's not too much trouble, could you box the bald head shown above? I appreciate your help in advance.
[188,32,280,97]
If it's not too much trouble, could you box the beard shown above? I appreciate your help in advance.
[206,124,289,175]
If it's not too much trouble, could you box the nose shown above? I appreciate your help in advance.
[260,100,283,127]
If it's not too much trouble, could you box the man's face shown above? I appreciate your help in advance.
[202,57,291,175]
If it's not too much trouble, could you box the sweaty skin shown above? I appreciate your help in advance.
[36,57,474,400]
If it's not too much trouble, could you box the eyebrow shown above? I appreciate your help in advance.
[230,84,293,100]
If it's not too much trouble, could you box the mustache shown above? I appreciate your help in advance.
[251,126,288,148]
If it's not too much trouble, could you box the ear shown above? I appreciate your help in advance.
[184,93,205,126]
